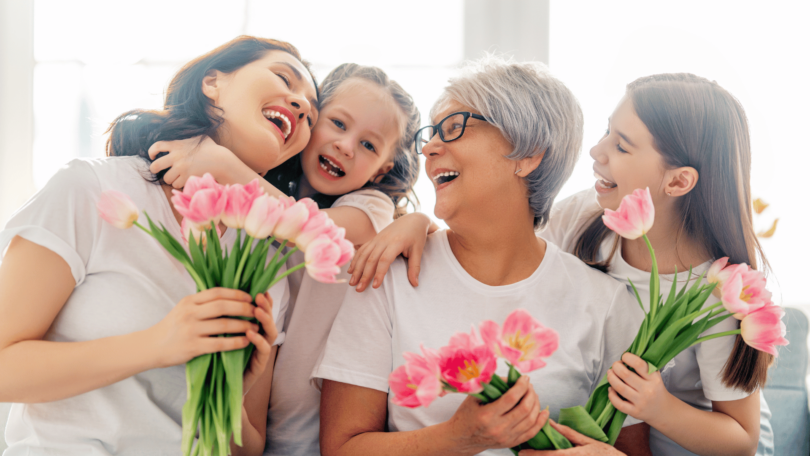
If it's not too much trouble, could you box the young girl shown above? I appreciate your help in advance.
[146,63,422,455]
[349,73,774,456]
[0,36,317,455]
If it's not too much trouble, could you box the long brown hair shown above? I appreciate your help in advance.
[105,35,317,183]
[574,73,771,392]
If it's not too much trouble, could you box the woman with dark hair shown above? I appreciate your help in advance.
[0,36,318,455]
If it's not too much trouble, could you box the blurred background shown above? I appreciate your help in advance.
[0,0,808,450]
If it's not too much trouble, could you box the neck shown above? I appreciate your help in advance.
[295,175,317,200]
[620,207,710,274]
[446,208,545,286]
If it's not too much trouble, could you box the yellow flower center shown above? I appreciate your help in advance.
[457,360,481,382]
[507,330,535,361]
[406,383,418,390]
[740,285,753,302]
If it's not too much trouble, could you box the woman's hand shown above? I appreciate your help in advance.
[241,291,278,395]
[446,376,549,453]
[348,212,435,292]
[147,287,258,369]
[606,353,672,427]
[148,136,244,189]
[518,420,627,455]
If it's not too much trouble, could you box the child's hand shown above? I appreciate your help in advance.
[606,353,672,426]
[348,212,433,292]
[242,291,278,395]
[148,135,244,188]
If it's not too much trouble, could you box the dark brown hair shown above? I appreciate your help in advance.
[266,63,421,216]
[105,35,317,183]
[573,73,771,392]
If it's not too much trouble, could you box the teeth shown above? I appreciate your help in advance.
[319,157,343,177]
[262,109,292,139]
[432,171,460,183]
[323,156,343,172]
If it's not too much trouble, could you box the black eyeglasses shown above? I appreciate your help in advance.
[413,111,489,154]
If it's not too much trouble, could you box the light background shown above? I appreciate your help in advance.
[1,0,808,450]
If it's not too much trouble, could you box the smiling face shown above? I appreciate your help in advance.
[203,50,319,175]
[423,100,520,224]
[590,96,671,212]
[300,79,400,196]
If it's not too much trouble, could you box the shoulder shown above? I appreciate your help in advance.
[540,187,602,252]
[543,243,630,303]
[332,189,396,232]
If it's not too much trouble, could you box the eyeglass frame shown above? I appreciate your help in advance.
[413,111,489,154]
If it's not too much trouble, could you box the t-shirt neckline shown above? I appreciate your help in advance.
[437,229,555,296]
[608,234,712,286]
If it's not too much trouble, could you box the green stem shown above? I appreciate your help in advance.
[689,329,741,347]
[232,235,254,288]
[642,234,659,321]
[267,261,307,289]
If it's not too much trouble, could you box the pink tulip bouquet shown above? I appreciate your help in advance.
[97,174,352,456]
[524,188,788,451]
[389,309,562,453]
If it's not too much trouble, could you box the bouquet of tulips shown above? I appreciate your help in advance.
[390,189,788,453]
[97,173,352,456]
[388,309,562,453]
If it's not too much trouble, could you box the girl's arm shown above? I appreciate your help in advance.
[0,236,267,403]
[320,376,549,456]
[148,137,379,246]
[347,212,438,292]
[608,353,759,456]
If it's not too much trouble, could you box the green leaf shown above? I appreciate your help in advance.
[181,354,212,456]
[221,244,239,289]
[482,383,503,401]
[470,393,489,403]
[489,375,510,393]
[239,238,267,290]
[188,234,214,289]
[627,278,646,314]
[507,364,521,387]
[559,405,609,442]
[542,420,573,449]
[523,425,554,449]
[221,348,245,446]
[606,410,628,446]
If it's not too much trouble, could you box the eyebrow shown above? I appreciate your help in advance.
[277,62,320,118]
[607,117,637,148]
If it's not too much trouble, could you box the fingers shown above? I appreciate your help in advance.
[254,292,278,343]
[372,247,399,289]
[356,244,384,292]
[196,300,256,320]
[548,419,597,447]
[621,353,651,379]
[406,243,424,288]
[609,360,645,391]
[606,369,638,404]
[514,408,550,448]
[504,381,539,426]
[149,153,175,174]
[200,335,250,354]
[148,140,171,160]
[608,386,634,416]
[488,376,530,415]
[192,288,252,305]
[348,243,372,287]
[198,318,259,337]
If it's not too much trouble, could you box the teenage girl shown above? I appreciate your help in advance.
[146,63,421,455]
[350,73,774,456]
[0,36,317,455]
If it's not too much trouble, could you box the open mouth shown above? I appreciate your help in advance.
[262,106,296,143]
[319,155,346,177]
[433,171,460,185]
[594,172,617,189]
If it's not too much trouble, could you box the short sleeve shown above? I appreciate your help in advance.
[540,188,602,252]
[0,159,101,286]
[695,299,750,401]
[597,285,646,427]
[333,189,395,234]
[312,275,394,393]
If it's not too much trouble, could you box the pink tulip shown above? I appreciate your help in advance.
[480,309,559,373]
[740,303,788,356]
[336,238,354,267]
[602,187,655,240]
[274,200,311,241]
[299,198,320,219]
[720,266,771,319]
[221,180,263,230]
[438,329,497,394]
[244,195,284,239]
[389,348,443,408]
[171,173,226,229]
[707,257,743,298]
[305,235,342,283]
[295,212,334,251]
[97,190,140,229]
[180,217,221,247]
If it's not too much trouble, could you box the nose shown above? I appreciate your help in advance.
[589,138,608,164]
[288,93,311,120]
[421,134,444,158]
[333,136,355,160]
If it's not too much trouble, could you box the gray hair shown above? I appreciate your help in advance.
[432,55,583,228]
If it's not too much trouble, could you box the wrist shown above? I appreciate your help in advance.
[644,390,679,430]
[437,418,482,456]
[133,327,165,371]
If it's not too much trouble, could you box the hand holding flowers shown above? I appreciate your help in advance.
[98,174,353,456]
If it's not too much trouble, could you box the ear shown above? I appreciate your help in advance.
[371,161,395,183]
[516,149,546,177]
[201,69,222,104]
[663,166,699,197]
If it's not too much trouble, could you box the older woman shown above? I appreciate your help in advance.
[313,57,646,456]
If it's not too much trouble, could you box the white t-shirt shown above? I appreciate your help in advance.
[0,157,289,456]
[313,230,644,456]
[265,189,395,456]
[541,187,772,456]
